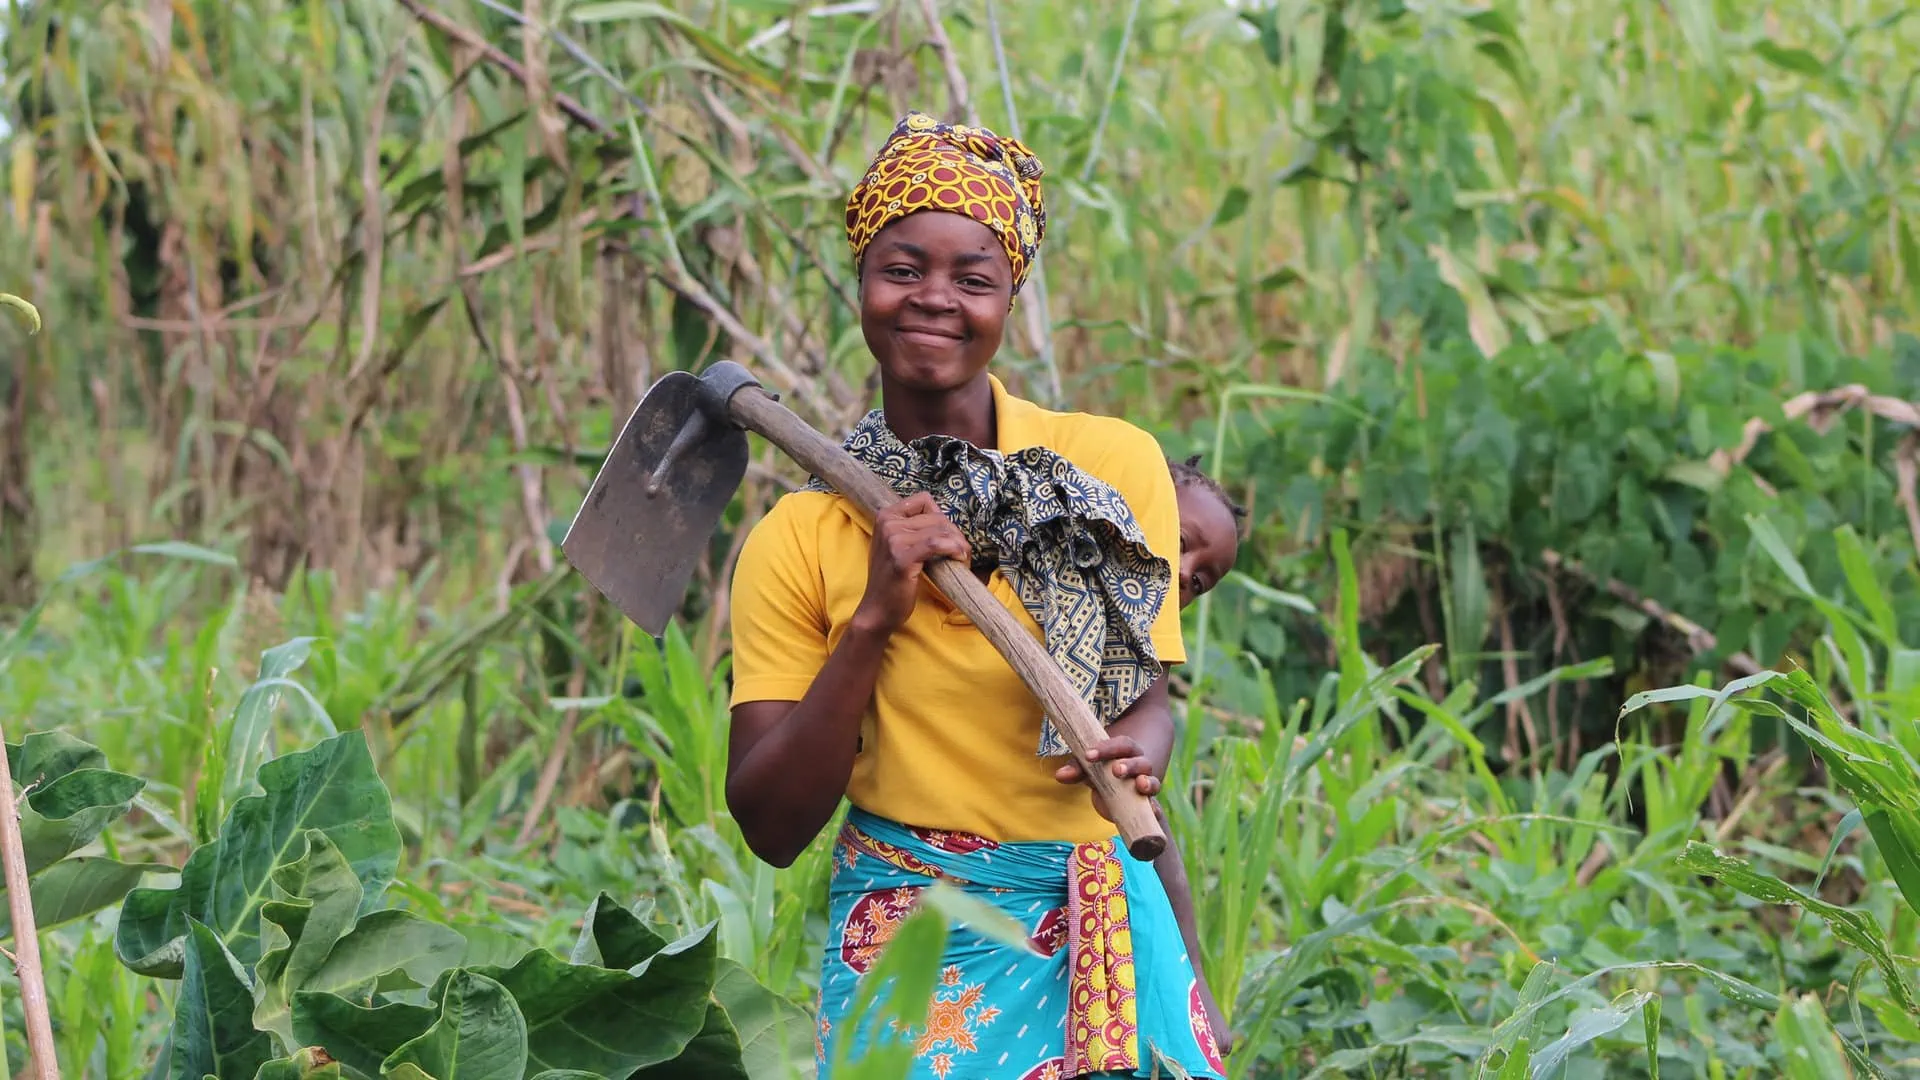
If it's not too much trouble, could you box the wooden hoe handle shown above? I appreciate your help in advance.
[727,385,1168,861]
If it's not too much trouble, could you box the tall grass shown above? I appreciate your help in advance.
[4,0,1920,1077]
[4,516,1917,1075]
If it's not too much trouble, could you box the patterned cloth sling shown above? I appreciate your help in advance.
[802,409,1174,757]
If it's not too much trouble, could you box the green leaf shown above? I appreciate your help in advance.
[1211,186,1250,228]
[171,919,277,1080]
[117,732,401,978]
[1752,41,1826,77]
[1898,216,1920,309]
[125,541,241,567]
[1643,993,1661,1080]
[827,900,950,1077]
[636,997,747,1080]
[1471,93,1519,182]
[1678,842,1917,1013]
[7,729,108,780]
[478,927,716,1076]
[384,971,528,1080]
[291,994,435,1079]
[0,855,167,937]
[225,638,321,805]
[1495,1038,1529,1079]
[255,833,461,1048]
[255,830,366,1044]
[251,1048,342,1080]
[1861,808,1920,924]
[1774,994,1852,1079]
[16,766,145,873]
[1832,526,1898,643]
[918,881,1043,954]
[455,922,536,972]
[634,959,815,1080]
[1529,991,1655,1076]
[572,892,668,969]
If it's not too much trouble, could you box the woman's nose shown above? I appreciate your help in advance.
[909,276,959,311]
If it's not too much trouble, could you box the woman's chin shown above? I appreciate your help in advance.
[883,352,982,393]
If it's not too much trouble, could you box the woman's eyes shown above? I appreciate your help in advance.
[880,267,995,290]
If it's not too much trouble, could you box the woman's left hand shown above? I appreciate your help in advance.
[1055,735,1161,820]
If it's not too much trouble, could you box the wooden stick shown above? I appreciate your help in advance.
[1540,549,1762,677]
[0,724,60,1080]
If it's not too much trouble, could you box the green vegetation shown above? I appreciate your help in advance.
[3,0,1919,1076]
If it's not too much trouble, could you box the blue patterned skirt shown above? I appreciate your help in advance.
[813,808,1226,1080]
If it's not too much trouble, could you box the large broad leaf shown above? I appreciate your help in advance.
[18,768,147,870]
[0,730,158,937]
[254,830,367,1044]
[170,919,277,1080]
[117,732,401,978]
[291,994,437,1078]
[383,970,529,1080]
[4,730,145,872]
[0,855,168,937]
[255,831,460,1047]
[571,892,667,969]
[6,729,108,779]
[473,925,717,1076]
[636,958,816,1080]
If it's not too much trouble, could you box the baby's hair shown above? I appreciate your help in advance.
[1168,453,1247,520]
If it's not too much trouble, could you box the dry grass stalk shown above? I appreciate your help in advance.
[0,719,60,1080]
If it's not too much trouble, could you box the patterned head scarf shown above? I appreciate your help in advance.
[845,112,1048,300]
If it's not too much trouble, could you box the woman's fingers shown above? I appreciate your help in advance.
[1083,735,1143,763]
[881,514,970,569]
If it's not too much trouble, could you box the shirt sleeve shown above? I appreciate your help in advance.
[1098,423,1187,667]
[728,499,832,706]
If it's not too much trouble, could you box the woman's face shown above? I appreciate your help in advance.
[1176,483,1241,609]
[858,211,1013,395]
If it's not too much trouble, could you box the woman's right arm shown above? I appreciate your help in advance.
[726,492,970,868]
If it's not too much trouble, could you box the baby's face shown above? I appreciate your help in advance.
[1175,484,1240,609]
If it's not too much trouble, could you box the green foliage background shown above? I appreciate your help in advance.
[2,0,1920,1076]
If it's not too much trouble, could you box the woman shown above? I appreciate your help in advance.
[725,112,1225,1080]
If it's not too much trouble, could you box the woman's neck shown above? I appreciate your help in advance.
[880,375,996,448]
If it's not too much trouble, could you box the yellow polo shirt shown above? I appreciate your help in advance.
[726,375,1185,844]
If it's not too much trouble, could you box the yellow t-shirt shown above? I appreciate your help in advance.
[726,375,1185,844]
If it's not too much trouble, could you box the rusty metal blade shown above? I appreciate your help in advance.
[561,371,749,636]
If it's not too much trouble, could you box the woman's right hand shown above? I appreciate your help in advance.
[853,492,971,634]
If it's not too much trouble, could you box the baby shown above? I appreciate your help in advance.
[1157,453,1245,1055]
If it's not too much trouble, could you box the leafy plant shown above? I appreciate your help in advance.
[111,727,812,1080]
[0,730,162,939]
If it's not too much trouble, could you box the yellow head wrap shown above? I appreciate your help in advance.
[844,112,1048,299]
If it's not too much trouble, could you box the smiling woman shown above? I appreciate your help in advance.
[723,113,1227,1080]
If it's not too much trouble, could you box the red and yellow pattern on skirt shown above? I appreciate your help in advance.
[814,808,1225,1080]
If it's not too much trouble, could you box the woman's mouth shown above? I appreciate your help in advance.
[896,325,964,348]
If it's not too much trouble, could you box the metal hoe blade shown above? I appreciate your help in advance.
[560,370,750,636]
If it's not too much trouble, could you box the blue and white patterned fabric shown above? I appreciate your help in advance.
[802,409,1173,756]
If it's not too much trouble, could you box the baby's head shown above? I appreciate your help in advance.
[1168,454,1244,610]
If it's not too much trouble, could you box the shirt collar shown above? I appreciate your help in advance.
[987,373,1048,454]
